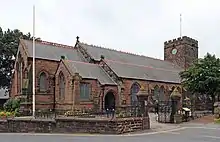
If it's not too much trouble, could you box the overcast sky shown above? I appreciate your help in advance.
[1,0,220,59]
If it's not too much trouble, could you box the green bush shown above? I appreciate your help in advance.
[14,108,20,117]
[3,98,20,112]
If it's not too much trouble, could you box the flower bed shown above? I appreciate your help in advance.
[0,111,15,119]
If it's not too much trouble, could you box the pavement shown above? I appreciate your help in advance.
[0,113,219,142]
[147,113,181,132]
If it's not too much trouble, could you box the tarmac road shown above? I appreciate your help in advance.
[0,125,219,142]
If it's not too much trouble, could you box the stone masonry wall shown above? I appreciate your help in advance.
[122,79,182,105]
[0,117,149,134]
[55,61,73,110]
[26,59,59,109]
[10,43,29,98]
[55,61,118,110]
[164,36,198,69]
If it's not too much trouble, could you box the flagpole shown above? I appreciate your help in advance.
[180,13,182,38]
[32,5,36,118]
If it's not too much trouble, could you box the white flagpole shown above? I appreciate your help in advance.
[32,5,36,118]
[180,13,182,38]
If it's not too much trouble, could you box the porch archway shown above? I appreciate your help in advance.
[104,91,115,110]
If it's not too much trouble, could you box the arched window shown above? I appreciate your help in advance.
[39,72,47,91]
[130,82,140,106]
[80,83,90,100]
[59,72,65,99]
[159,86,165,101]
[168,86,176,101]
[153,85,159,101]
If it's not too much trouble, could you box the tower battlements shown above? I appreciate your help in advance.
[164,36,198,48]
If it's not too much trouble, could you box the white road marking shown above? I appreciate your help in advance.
[125,127,186,136]
[163,132,181,135]
[184,126,220,130]
[202,135,220,139]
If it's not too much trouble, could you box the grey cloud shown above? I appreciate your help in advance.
[1,0,220,59]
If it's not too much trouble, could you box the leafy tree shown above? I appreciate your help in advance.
[180,53,220,112]
[0,27,40,89]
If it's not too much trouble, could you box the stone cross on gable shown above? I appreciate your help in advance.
[171,87,182,98]
[140,85,145,91]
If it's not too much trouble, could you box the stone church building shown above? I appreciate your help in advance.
[10,36,198,111]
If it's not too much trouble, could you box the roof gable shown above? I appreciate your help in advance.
[55,60,73,77]
[21,39,84,62]
[64,60,116,85]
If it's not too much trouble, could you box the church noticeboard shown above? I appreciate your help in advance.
[23,79,29,89]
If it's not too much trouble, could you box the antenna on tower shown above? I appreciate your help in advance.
[180,13,182,38]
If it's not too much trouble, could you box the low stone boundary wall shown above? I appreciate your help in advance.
[0,117,150,134]
[193,111,212,119]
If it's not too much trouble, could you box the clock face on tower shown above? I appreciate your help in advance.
[172,48,177,55]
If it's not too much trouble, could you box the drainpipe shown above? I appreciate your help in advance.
[102,87,105,112]
[117,85,121,106]
[53,77,56,112]
[72,80,74,110]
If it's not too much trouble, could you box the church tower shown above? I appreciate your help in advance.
[164,36,198,69]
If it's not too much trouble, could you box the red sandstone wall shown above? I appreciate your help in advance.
[10,44,29,98]
[55,61,73,110]
[122,79,182,105]
[55,61,118,110]
[28,58,59,109]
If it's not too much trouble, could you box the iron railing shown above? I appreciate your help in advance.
[30,105,144,119]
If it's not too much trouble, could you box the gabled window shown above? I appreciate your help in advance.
[59,72,65,100]
[80,83,90,100]
[39,72,47,91]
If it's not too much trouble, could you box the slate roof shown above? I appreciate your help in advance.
[79,42,183,83]
[22,40,84,62]
[64,60,116,85]
[20,39,183,84]
[0,89,9,99]
[105,60,181,83]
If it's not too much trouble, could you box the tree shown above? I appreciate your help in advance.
[0,27,39,89]
[180,53,220,112]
